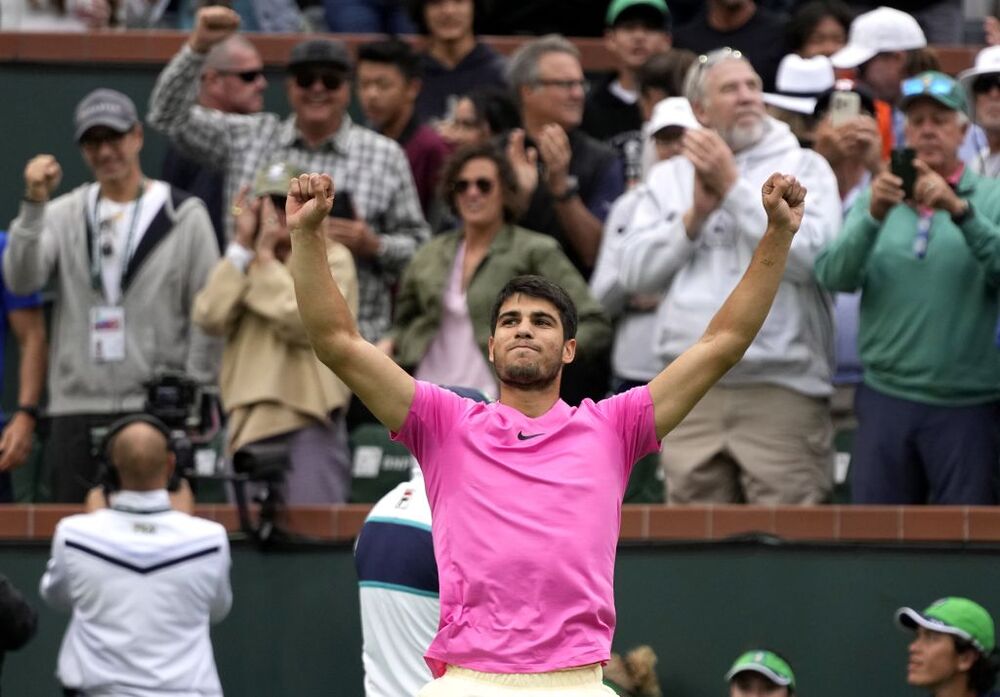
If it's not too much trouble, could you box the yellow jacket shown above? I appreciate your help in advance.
[193,242,357,452]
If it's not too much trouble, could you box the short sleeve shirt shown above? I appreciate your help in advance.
[393,380,660,676]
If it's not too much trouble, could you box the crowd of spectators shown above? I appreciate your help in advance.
[1,0,999,511]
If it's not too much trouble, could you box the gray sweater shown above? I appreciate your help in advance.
[4,183,219,415]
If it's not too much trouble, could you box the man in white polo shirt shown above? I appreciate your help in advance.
[40,416,232,696]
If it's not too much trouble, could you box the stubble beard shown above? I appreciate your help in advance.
[495,358,561,392]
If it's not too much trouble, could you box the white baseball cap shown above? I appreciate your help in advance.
[648,97,699,135]
[958,45,1000,97]
[763,54,835,114]
[831,6,927,69]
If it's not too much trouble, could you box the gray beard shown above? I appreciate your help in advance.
[721,117,767,152]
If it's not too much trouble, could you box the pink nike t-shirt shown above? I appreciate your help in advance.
[392,380,660,677]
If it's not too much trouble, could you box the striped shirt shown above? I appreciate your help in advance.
[148,45,430,340]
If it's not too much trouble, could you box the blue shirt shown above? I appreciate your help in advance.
[0,231,43,400]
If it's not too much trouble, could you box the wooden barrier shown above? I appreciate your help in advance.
[2,503,999,543]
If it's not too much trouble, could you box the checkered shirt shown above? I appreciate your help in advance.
[148,44,430,341]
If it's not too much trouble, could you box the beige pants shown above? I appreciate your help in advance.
[417,664,616,696]
[662,384,833,504]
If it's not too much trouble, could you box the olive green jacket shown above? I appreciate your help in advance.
[390,224,611,379]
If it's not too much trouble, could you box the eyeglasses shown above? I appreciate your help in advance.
[901,74,956,98]
[534,79,588,93]
[221,69,264,83]
[972,74,1000,95]
[292,69,345,90]
[452,177,494,195]
[80,129,128,149]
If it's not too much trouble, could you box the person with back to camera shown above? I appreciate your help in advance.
[287,161,810,695]
[40,416,231,696]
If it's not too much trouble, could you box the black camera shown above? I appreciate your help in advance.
[95,372,213,494]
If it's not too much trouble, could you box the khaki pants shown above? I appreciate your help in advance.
[662,384,833,504]
[417,664,616,696]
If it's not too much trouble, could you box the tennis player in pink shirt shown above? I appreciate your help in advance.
[288,168,808,696]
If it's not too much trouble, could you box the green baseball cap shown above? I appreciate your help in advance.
[725,650,796,689]
[605,0,670,28]
[900,71,968,114]
[896,597,996,653]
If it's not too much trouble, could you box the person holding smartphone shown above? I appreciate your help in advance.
[192,162,359,504]
[816,71,1000,505]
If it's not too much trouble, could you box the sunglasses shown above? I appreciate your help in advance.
[221,69,264,83]
[452,177,494,195]
[292,70,345,90]
[972,74,1000,95]
[80,128,128,148]
[901,74,956,98]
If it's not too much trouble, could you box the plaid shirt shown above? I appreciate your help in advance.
[148,45,429,341]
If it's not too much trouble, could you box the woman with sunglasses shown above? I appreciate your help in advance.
[380,143,610,401]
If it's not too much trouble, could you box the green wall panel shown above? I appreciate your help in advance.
[2,539,998,696]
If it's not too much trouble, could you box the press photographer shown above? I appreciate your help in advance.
[40,417,232,696]
[84,372,219,513]
[2,88,220,502]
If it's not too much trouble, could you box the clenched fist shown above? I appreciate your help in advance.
[761,172,806,235]
[286,173,335,233]
[189,6,241,54]
[24,155,62,204]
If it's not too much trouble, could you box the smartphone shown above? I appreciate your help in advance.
[329,189,356,220]
[829,90,861,127]
[891,147,917,198]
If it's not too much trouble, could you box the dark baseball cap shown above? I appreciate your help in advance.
[74,88,139,142]
[287,38,352,71]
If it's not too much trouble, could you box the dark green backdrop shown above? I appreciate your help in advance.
[3,538,998,696]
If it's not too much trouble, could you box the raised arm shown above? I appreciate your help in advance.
[147,7,247,167]
[4,155,64,295]
[648,173,806,439]
[287,173,414,432]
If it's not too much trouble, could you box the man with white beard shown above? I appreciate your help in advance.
[619,48,841,505]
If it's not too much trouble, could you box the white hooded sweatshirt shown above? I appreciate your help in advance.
[619,117,841,397]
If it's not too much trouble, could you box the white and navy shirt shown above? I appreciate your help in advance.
[354,468,438,697]
[40,490,232,696]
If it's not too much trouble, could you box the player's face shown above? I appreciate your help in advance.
[488,293,575,391]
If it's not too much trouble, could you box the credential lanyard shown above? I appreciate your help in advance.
[89,181,145,301]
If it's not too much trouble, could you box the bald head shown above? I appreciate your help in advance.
[201,35,266,114]
[109,422,173,491]
[204,35,259,72]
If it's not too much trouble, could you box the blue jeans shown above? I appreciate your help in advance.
[850,384,1000,504]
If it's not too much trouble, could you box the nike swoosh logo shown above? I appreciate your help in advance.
[517,431,544,441]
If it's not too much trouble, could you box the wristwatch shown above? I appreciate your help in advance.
[15,405,39,421]
[552,176,580,203]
